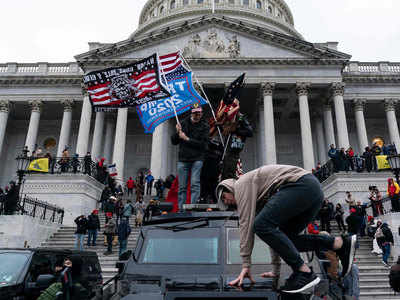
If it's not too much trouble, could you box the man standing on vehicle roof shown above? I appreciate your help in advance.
[171,103,209,211]
[216,164,357,293]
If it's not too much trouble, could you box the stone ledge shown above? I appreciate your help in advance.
[23,174,105,226]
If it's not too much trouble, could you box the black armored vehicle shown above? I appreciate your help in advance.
[111,211,344,300]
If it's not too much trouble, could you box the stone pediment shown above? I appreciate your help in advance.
[75,15,350,66]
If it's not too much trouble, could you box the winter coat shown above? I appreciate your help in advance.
[126,179,135,189]
[122,203,135,217]
[118,220,131,241]
[216,165,310,272]
[387,179,400,197]
[87,214,100,230]
[104,218,116,235]
[226,114,254,155]
[346,214,361,235]
[74,216,88,234]
[104,200,115,214]
[171,116,209,162]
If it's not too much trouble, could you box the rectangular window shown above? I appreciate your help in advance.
[227,228,272,264]
[140,228,219,264]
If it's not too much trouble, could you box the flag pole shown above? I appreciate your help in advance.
[157,53,181,127]
[176,47,225,147]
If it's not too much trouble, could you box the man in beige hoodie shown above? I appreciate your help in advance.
[216,164,356,293]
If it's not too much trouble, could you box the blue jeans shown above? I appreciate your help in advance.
[75,234,85,251]
[87,229,98,246]
[253,174,335,271]
[177,161,203,211]
[119,239,128,256]
[382,243,391,264]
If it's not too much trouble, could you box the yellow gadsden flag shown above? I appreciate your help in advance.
[376,155,391,170]
[28,158,49,173]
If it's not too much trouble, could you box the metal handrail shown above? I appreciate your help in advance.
[0,194,64,224]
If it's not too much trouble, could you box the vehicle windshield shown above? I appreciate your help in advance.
[0,252,30,286]
[140,228,219,264]
[227,228,272,264]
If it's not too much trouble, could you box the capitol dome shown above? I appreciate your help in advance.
[132,0,302,39]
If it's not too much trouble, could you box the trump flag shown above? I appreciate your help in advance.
[83,53,170,111]
[136,52,207,133]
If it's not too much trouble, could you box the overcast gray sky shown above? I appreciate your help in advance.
[1,0,399,63]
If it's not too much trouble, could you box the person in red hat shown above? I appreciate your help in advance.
[171,103,209,211]
[87,209,100,247]
[346,208,362,236]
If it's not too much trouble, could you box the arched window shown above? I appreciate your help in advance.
[243,0,249,6]
[268,5,272,14]
[198,0,204,4]
[170,0,175,9]
[159,6,164,14]
[183,0,189,5]
[256,1,262,9]
[229,0,235,4]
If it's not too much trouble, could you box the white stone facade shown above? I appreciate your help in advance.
[0,215,59,248]
[0,0,399,190]
[23,174,104,225]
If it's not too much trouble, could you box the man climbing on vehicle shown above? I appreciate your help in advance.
[216,164,357,293]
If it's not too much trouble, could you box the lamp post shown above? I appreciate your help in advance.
[16,151,30,185]
[387,154,400,184]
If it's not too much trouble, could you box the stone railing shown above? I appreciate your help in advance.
[343,62,400,74]
[0,62,83,76]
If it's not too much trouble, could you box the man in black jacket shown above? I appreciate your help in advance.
[87,210,100,247]
[74,215,88,251]
[171,103,209,211]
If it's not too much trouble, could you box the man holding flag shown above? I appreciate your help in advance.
[171,103,209,212]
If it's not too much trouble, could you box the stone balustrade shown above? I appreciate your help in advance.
[0,62,83,76]
[343,62,400,74]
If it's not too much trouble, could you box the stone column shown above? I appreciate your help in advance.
[258,104,266,165]
[384,99,400,151]
[0,100,10,157]
[323,102,336,148]
[353,99,369,153]
[57,100,74,157]
[296,83,315,170]
[75,95,92,156]
[112,108,128,183]
[314,113,327,163]
[103,115,115,165]
[331,82,350,149]
[25,100,42,153]
[261,82,277,164]
[150,122,169,183]
[91,111,105,161]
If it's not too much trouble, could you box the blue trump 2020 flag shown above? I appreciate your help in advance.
[136,52,207,133]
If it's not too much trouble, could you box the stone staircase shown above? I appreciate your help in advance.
[327,223,397,299]
[40,213,140,282]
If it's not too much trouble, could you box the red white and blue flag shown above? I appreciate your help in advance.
[136,51,207,133]
[108,164,117,177]
[83,53,170,111]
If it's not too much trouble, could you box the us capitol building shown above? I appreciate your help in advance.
[1,0,400,187]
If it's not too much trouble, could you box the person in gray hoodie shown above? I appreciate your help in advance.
[216,164,357,294]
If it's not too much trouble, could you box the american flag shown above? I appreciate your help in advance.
[159,51,183,74]
[84,53,170,109]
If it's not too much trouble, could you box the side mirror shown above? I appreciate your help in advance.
[36,274,55,289]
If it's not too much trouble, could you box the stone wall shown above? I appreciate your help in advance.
[23,174,104,225]
[0,215,59,248]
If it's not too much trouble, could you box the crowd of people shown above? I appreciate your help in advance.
[308,190,397,269]
[313,142,398,182]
